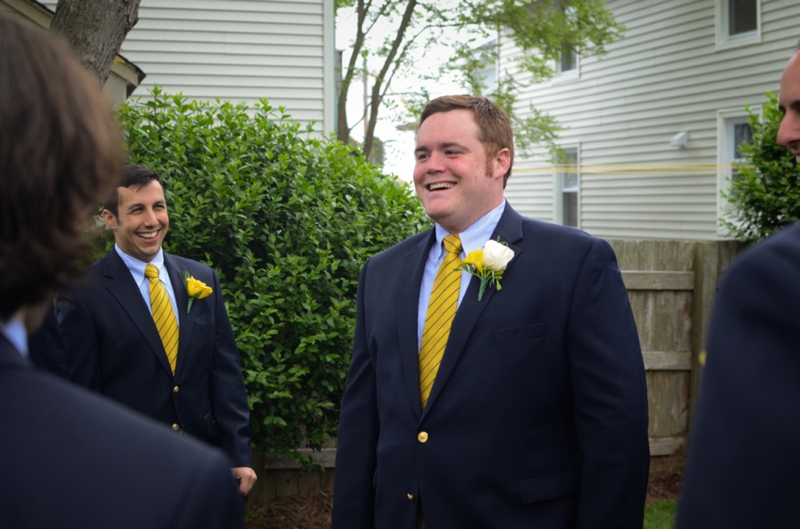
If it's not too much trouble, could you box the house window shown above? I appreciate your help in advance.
[556,147,579,228]
[729,118,753,180]
[729,0,757,36]
[716,0,760,49]
[557,44,578,74]
[717,108,758,232]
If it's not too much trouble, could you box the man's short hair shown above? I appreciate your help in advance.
[104,165,164,219]
[420,95,515,187]
[0,15,123,319]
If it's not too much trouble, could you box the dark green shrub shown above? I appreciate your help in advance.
[117,88,428,464]
[723,93,800,242]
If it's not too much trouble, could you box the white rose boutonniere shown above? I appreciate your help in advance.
[458,239,515,301]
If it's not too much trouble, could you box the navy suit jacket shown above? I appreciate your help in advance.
[56,249,252,468]
[677,223,800,528]
[332,205,650,529]
[0,335,242,528]
[28,307,70,378]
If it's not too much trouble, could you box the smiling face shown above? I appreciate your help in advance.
[778,52,800,160]
[102,180,169,263]
[413,109,510,234]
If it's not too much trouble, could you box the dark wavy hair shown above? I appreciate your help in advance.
[0,15,124,320]
[420,95,515,187]
[103,164,164,219]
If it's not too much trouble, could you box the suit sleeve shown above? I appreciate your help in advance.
[676,235,800,528]
[208,269,254,469]
[174,450,244,529]
[567,239,650,529]
[28,306,70,379]
[56,289,102,390]
[331,260,378,529]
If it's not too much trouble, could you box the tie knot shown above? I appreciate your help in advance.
[443,234,462,255]
[145,264,159,280]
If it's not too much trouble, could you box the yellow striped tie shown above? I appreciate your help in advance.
[145,265,179,374]
[419,234,462,409]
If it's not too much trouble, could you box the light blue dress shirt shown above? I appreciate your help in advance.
[416,200,506,351]
[115,244,180,325]
[0,316,28,357]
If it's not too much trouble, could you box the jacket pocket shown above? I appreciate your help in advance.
[204,411,221,445]
[519,469,580,504]
[494,322,548,345]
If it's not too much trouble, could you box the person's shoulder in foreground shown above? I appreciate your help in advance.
[677,43,800,529]
[0,339,243,528]
[676,224,800,529]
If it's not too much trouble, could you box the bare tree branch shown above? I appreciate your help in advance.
[364,0,418,158]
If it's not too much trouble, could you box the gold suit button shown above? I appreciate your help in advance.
[407,493,414,502]
[173,385,179,393]
[417,431,428,443]
[172,423,180,431]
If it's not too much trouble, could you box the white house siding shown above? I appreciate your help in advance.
[43,0,335,134]
[502,0,800,240]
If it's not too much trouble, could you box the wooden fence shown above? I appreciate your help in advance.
[608,239,739,456]
[248,238,741,504]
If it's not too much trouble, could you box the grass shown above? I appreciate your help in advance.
[644,499,677,529]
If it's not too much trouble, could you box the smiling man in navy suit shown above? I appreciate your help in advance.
[331,95,650,529]
[57,164,257,495]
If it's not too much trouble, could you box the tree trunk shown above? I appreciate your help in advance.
[50,0,141,85]
[363,0,417,159]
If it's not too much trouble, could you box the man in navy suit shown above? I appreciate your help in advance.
[676,44,800,528]
[0,14,242,527]
[331,95,650,529]
[57,164,257,495]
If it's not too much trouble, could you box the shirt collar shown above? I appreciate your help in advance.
[115,244,167,285]
[433,200,506,258]
[0,316,28,357]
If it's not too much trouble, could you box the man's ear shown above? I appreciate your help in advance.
[101,209,117,230]
[492,148,511,180]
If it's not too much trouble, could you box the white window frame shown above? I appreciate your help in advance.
[715,0,761,51]
[554,144,580,228]
[554,45,580,82]
[717,107,760,234]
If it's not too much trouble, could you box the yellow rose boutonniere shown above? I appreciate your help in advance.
[458,239,515,301]
[183,271,213,313]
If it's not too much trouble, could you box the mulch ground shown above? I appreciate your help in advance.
[246,446,685,528]
[646,444,685,506]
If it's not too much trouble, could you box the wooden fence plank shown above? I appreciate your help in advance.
[649,436,686,456]
[622,271,694,290]
[646,371,690,437]
[643,351,692,370]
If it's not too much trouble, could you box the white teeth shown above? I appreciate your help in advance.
[138,231,157,238]
[429,182,455,190]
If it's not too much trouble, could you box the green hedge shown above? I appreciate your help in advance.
[723,93,800,242]
[117,88,428,464]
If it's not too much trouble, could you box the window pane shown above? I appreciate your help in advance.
[562,172,578,190]
[729,0,757,35]
[560,45,577,72]
[561,148,578,189]
[563,192,578,227]
[733,122,753,159]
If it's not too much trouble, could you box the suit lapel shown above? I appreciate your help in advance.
[103,250,173,376]
[422,205,525,415]
[397,230,437,421]
[165,253,193,376]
